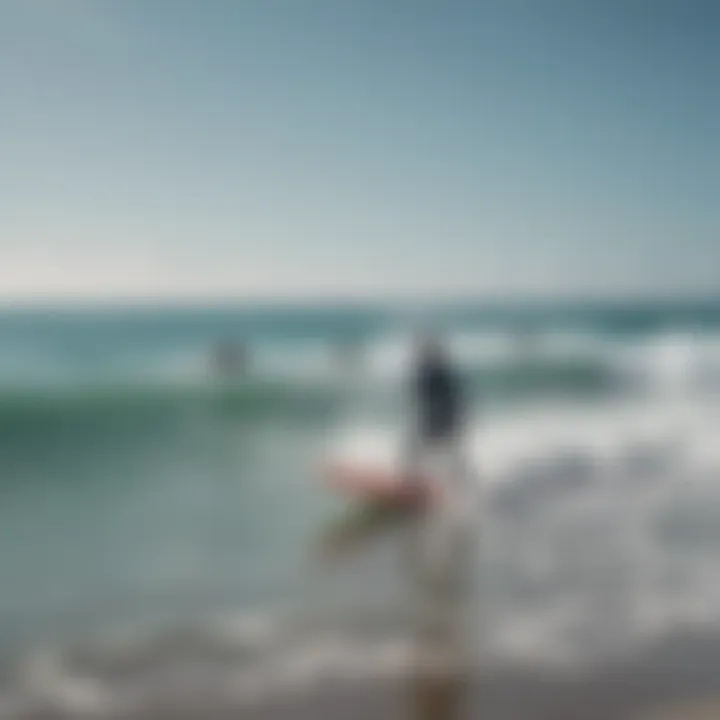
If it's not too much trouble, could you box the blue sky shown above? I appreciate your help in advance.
[1,0,718,300]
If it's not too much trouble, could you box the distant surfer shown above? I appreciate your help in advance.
[405,334,465,494]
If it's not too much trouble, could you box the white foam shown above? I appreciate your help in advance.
[20,646,111,717]
[206,609,281,648]
[328,394,720,486]
[325,392,720,661]
[5,327,720,398]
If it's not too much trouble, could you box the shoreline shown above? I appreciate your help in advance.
[241,629,720,720]
[7,628,720,719]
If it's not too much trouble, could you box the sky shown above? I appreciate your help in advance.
[1,0,718,301]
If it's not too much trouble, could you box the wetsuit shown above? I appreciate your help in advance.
[415,354,462,443]
[404,351,465,488]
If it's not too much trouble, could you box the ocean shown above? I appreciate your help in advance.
[1,301,720,717]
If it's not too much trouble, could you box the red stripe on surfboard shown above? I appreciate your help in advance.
[323,461,433,507]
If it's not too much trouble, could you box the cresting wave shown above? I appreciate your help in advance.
[0,613,423,718]
[1,330,720,419]
[329,393,720,654]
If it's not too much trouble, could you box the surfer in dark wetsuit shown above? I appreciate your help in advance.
[415,336,463,443]
[405,335,465,488]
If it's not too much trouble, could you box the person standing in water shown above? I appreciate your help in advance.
[405,334,466,492]
[406,334,476,690]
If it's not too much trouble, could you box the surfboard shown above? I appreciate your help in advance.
[323,459,434,508]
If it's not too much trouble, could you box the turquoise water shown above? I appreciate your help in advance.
[2,302,720,713]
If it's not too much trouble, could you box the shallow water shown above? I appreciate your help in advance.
[2,302,720,715]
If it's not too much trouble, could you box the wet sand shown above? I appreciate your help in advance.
[10,621,720,719]
[15,629,719,719]
[237,630,720,720]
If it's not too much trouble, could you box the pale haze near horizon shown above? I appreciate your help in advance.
[2,0,718,302]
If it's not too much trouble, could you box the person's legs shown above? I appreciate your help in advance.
[407,434,461,490]
[402,431,425,486]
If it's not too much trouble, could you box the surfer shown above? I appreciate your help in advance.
[405,334,465,492]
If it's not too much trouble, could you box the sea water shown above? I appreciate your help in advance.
[1,301,720,715]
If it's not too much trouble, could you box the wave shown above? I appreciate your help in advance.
[0,610,420,717]
[325,393,720,653]
[3,327,720,384]
[0,383,345,430]
[1,329,720,420]
[328,394,720,479]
